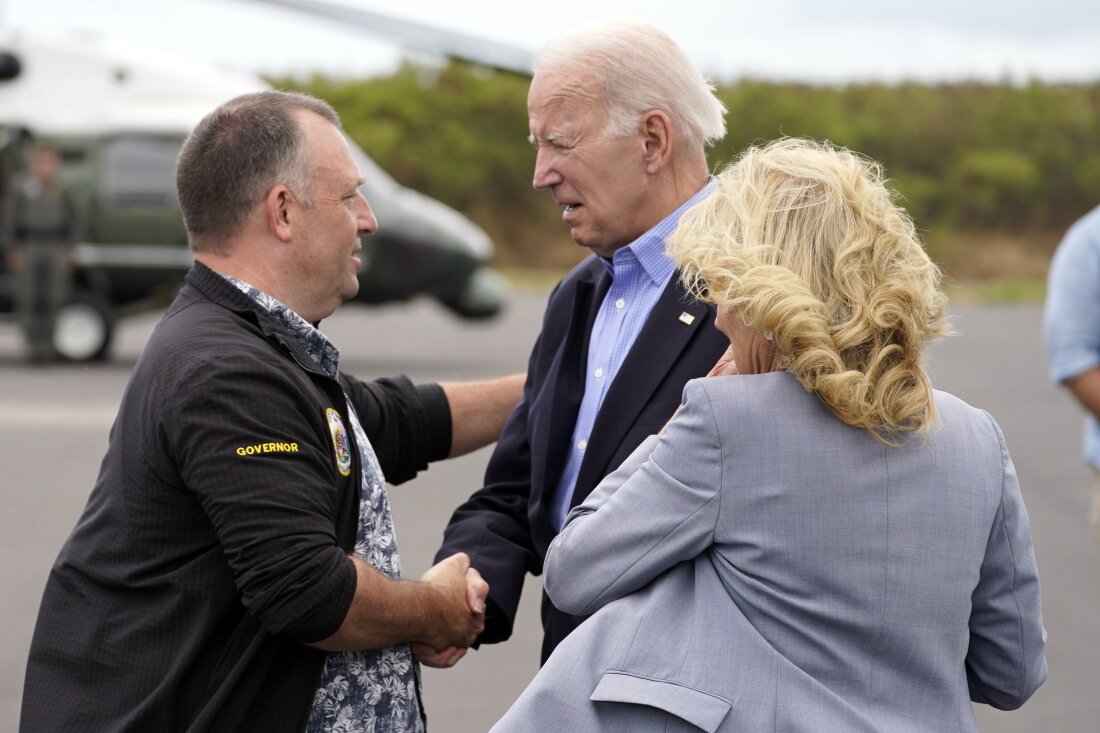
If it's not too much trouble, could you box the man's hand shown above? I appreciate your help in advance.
[413,561,488,667]
[417,553,488,651]
[411,643,467,668]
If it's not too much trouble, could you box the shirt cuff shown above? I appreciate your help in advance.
[1050,354,1100,383]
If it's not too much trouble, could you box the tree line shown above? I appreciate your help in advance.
[276,63,1100,276]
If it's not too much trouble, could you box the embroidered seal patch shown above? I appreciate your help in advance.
[326,408,352,477]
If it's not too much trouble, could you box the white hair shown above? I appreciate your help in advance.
[534,18,727,151]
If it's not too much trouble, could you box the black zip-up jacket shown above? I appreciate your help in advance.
[21,262,451,732]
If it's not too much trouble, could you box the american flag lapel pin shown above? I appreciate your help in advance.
[678,312,695,325]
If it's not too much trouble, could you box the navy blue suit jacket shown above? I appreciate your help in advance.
[437,255,729,661]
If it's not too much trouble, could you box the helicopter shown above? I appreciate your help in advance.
[0,26,514,361]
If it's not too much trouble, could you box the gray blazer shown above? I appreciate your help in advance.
[493,371,1046,733]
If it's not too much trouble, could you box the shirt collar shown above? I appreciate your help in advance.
[220,274,341,378]
[601,176,717,285]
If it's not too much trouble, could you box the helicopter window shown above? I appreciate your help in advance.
[103,136,180,207]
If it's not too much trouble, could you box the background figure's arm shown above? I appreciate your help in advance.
[1,188,18,265]
[63,184,83,244]
[545,380,722,616]
[1064,367,1100,419]
[440,373,525,457]
[1043,214,1100,409]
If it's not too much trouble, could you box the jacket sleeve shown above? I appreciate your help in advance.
[966,413,1048,709]
[435,364,541,644]
[544,379,723,616]
[166,352,357,644]
[340,374,451,485]
[433,284,572,645]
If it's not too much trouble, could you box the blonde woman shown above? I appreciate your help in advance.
[493,139,1046,733]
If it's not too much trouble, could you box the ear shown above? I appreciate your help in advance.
[266,185,295,244]
[641,110,673,174]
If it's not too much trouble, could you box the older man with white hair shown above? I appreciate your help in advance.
[436,18,732,663]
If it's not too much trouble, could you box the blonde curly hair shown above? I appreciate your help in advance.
[669,138,950,443]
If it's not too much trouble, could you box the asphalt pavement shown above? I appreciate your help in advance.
[1,289,1096,732]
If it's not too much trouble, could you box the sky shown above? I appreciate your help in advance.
[4,0,1100,84]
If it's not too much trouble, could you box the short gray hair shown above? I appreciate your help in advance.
[176,90,340,252]
[534,19,726,151]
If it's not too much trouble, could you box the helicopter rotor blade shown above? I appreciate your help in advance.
[239,0,534,75]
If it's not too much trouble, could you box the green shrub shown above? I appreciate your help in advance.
[271,67,1100,276]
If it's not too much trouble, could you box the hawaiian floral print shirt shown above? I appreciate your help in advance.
[225,277,424,733]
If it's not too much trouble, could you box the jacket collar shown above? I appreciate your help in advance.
[183,261,332,379]
[571,272,712,504]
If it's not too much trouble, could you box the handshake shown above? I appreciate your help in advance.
[313,550,489,666]
[412,552,489,669]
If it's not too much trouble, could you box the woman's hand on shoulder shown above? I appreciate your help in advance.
[660,350,736,436]
[706,345,739,377]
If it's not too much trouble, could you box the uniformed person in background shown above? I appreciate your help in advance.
[0,143,81,361]
[0,127,32,317]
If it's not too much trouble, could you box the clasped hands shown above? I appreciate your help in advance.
[413,552,489,668]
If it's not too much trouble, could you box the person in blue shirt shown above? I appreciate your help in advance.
[1044,203,1100,546]
[434,18,731,663]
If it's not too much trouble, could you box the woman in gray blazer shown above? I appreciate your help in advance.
[493,138,1046,733]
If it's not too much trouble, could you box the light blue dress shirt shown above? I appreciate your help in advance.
[549,180,715,529]
[1043,203,1100,469]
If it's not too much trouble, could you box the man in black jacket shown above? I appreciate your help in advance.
[436,18,730,664]
[21,91,521,732]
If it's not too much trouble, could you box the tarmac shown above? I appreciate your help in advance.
[1,289,1097,732]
